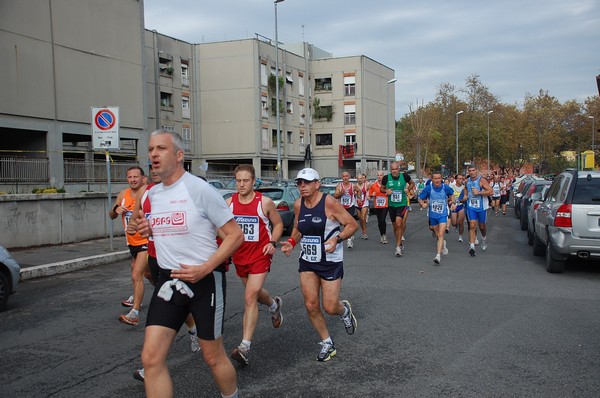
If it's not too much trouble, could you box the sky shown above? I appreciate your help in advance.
[143,0,600,116]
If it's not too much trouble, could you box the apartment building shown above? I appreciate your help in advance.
[0,0,395,192]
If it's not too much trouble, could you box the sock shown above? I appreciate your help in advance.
[131,309,139,316]
[268,299,278,313]
[470,243,475,249]
[241,340,251,349]
[322,336,333,344]
[188,325,197,335]
[222,388,239,398]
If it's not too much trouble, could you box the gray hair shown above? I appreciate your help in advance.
[150,129,185,153]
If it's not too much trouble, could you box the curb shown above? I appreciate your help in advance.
[20,250,130,280]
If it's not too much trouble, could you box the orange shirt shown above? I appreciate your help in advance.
[122,188,148,247]
[368,181,388,208]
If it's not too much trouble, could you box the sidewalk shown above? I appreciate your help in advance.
[10,237,130,280]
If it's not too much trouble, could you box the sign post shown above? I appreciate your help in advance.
[92,107,120,250]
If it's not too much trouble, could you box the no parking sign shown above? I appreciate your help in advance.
[91,107,120,150]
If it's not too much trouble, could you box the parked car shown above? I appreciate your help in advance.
[319,184,337,196]
[0,245,21,311]
[533,169,600,273]
[207,180,226,189]
[519,180,552,230]
[526,185,551,245]
[256,186,300,235]
[514,176,543,219]
[217,189,236,201]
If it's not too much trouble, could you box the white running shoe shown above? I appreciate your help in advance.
[433,254,441,264]
[481,239,488,251]
[442,240,448,255]
[189,332,201,353]
[347,236,354,249]
[475,238,479,245]
[382,235,388,244]
[395,246,402,257]
[458,235,463,242]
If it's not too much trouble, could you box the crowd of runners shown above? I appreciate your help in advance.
[110,131,514,397]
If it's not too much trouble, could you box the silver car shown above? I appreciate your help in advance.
[0,245,21,311]
[533,169,600,273]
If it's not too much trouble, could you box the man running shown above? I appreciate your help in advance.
[333,171,361,249]
[450,173,467,242]
[356,173,370,240]
[381,162,415,256]
[109,166,148,326]
[418,172,454,264]
[227,164,284,366]
[135,130,243,398]
[465,165,493,256]
[490,175,502,215]
[281,168,358,362]
[368,170,389,244]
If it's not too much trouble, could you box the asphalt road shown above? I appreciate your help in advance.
[2,206,600,398]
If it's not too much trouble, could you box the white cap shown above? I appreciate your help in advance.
[295,168,320,182]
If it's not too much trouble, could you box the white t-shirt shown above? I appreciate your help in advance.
[149,172,233,270]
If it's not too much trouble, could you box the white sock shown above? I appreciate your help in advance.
[268,299,278,312]
[323,336,333,344]
[222,388,239,398]
[241,340,251,349]
[188,325,197,335]
[470,243,475,249]
[131,309,139,316]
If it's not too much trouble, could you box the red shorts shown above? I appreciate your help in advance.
[234,257,272,278]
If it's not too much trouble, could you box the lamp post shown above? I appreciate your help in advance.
[487,110,493,173]
[274,0,285,181]
[386,78,397,169]
[589,115,595,152]
[455,110,464,174]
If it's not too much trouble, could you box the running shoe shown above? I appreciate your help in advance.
[481,239,488,251]
[503,212,506,216]
[469,247,476,257]
[121,295,134,307]
[231,343,250,366]
[442,240,448,255]
[189,331,201,353]
[270,296,283,328]
[402,235,406,242]
[382,235,388,244]
[361,234,369,240]
[433,254,441,264]
[380,235,385,244]
[347,236,354,249]
[133,368,144,382]
[317,341,337,362]
[395,246,402,257]
[475,238,479,245]
[119,309,139,326]
[458,235,463,242]
[340,300,357,335]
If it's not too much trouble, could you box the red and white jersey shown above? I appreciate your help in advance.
[141,183,156,257]
[338,182,357,209]
[229,191,273,266]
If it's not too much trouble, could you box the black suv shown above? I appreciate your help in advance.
[533,169,600,273]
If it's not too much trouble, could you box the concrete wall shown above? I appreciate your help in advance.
[0,194,124,249]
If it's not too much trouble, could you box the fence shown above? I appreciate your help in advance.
[0,156,49,182]
[64,159,139,183]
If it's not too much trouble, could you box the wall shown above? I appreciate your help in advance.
[0,193,124,249]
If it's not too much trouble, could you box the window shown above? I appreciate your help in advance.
[260,63,268,86]
[315,77,332,91]
[286,100,293,114]
[261,94,268,119]
[159,56,173,77]
[299,73,305,96]
[181,63,189,86]
[161,125,175,132]
[286,71,293,84]
[287,131,293,144]
[262,127,269,151]
[344,104,356,125]
[182,97,190,119]
[160,92,172,108]
[182,127,191,151]
[316,133,332,146]
[272,129,282,148]
[344,75,355,96]
[344,133,357,151]
[299,104,305,125]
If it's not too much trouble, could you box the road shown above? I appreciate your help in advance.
[2,206,600,398]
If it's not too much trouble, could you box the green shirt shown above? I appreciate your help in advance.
[385,173,408,207]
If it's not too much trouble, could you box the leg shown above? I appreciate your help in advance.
[299,272,330,340]
[142,325,177,398]
[469,220,478,244]
[199,337,238,397]
[131,251,148,311]
[435,223,446,254]
[359,207,368,237]
[240,273,271,342]
[479,222,487,239]
[457,211,465,236]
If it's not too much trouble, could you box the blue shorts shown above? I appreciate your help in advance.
[451,204,464,213]
[429,216,448,227]
[299,259,344,281]
[466,208,487,224]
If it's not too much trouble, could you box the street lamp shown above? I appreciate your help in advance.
[487,110,493,173]
[589,115,595,152]
[386,78,397,169]
[455,110,464,174]
[274,0,285,181]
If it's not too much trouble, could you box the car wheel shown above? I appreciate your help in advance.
[0,271,9,312]
[532,232,545,257]
[520,212,528,231]
[527,226,533,246]
[545,240,565,273]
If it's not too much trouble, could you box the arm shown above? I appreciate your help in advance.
[281,199,302,256]
[108,191,125,220]
[261,196,284,256]
[478,178,494,197]
[333,183,343,199]
[126,188,146,235]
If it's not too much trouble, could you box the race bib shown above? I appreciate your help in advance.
[376,196,387,207]
[391,190,403,203]
[124,210,133,226]
[340,194,352,206]
[493,185,500,196]
[431,200,445,214]
[300,236,322,263]
[469,197,481,208]
[235,215,260,242]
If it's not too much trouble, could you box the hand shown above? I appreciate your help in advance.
[135,210,152,238]
[324,238,337,253]
[114,205,127,215]
[171,263,206,283]
[280,241,294,257]
[262,242,276,256]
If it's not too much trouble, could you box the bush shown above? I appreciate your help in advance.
[32,186,66,194]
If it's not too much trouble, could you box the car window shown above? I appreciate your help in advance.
[289,187,300,201]
[545,176,562,202]
[572,175,600,205]
[258,189,283,200]
[558,175,571,202]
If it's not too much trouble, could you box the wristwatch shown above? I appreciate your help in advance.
[336,235,344,244]
[270,241,277,248]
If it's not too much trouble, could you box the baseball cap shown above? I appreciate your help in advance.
[295,168,320,182]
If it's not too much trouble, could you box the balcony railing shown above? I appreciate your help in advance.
[0,156,49,182]
[64,159,139,183]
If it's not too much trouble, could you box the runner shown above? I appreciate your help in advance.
[333,171,361,249]
[281,168,358,362]
[465,165,493,256]
[381,162,415,256]
[500,174,512,215]
[490,175,502,215]
[356,173,370,240]
[418,171,455,264]
[135,130,243,398]
[416,178,426,211]
[108,166,148,326]
[449,173,467,242]
[227,164,284,366]
[368,170,389,244]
